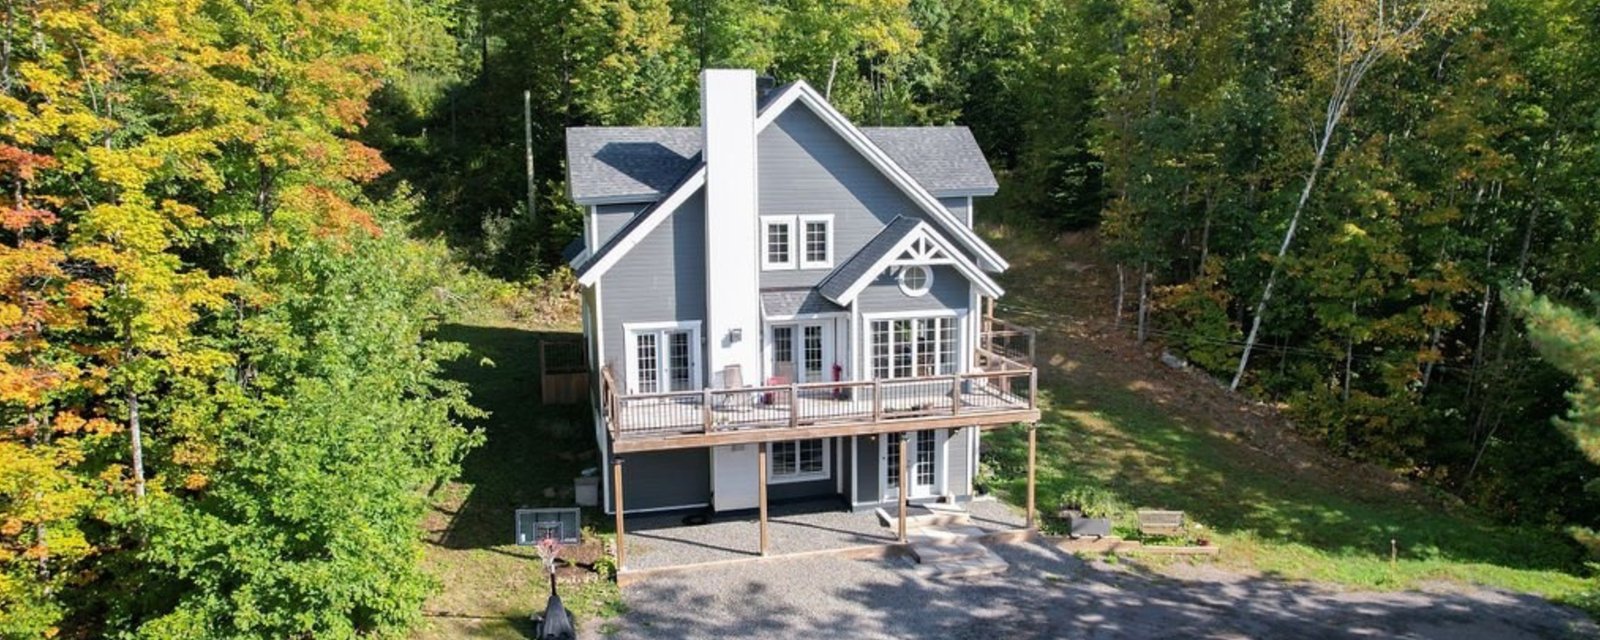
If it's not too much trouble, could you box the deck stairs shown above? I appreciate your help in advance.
[906,525,1009,579]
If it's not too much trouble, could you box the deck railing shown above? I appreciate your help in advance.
[979,317,1036,371]
[601,368,1036,440]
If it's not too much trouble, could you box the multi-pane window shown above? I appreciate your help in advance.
[764,220,792,268]
[801,218,831,268]
[803,325,824,380]
[770,439,828,482]
[915,430,936,486]
[870,317,956,379]
[667,332,693,391]
[886,432,902,488]
[763,215,832,269]
[636,333,659,393]
[772,326,794,378]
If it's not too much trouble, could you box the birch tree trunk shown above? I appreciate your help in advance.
[1229,3,1447,391]
[129,390,144,498]
[1114,264,1126,329]
[1137,262,1151,343]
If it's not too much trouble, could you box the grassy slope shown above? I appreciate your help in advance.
[981,224,1594,605]
[414,309,623,640]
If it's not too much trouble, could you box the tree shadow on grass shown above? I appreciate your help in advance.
[980,384,1590,581]
[430,323,603,551]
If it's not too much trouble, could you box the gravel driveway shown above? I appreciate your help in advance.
[597,539,1595,639]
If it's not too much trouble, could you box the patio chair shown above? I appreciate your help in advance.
[715,365,757,411]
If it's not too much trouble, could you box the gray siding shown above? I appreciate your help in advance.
[598,190,707,385]
[855,435,879,504]
[856,265,969,315]
[758,107,955,289]
[622,449,711,510]
[595,202,647,250]
[938,196,970,227]
[948,427,972,497]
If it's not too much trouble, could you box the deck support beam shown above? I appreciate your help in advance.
[897,434,909,543]
[758,442,769,556]
[613,457,626,570]
[1026,423,1038,529]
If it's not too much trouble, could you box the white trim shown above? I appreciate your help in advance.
[767,438,832,484]
[798,214,835,270]
[897,265,933,297]
[830,221,1003,305]
[754,81,1008,272]
[763,311,849,322]
[965,196,974,227]
[622,320,704,394]
[861,309,959,321]
[576,168,707,287]
[937,428,950,496]
[879,430,944,501]
[760,215,797,270]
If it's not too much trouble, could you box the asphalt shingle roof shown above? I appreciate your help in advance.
[817,216,922,304]
[759,288,845,318]
[566,126,997,204]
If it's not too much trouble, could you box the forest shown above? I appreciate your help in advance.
[2,0,1599,637]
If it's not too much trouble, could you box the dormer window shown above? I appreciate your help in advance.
[763,215,834,270]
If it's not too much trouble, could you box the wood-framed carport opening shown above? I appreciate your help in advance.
[608,421,1039,573]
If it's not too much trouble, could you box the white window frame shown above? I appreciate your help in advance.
[798,214,834,269]
[761,216,796,270]
[622,321,702,394]
[897,265,933,297]
[769,438,831,484]
[863,311,961,380]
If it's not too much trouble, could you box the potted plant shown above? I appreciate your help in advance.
[1056,486,1117,539]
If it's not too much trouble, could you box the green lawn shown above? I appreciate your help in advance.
[415,321,623,639]
[980,224,1597,611]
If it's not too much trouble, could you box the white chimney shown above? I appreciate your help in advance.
[700,69,761,386]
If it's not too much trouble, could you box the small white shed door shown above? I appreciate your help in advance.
[711,444,759,511]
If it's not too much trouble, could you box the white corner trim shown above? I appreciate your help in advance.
[576,167,707,286]
[754,81,1008,272]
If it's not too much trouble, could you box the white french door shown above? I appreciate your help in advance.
[883,430,942,500]
[626,323,701,394]
[767,321,834,383]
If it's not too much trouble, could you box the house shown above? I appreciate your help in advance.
[564,69,1041,564]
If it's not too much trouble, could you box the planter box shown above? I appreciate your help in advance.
[1058,509,1112,539]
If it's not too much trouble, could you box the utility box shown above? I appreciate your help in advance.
[573,476,599,507]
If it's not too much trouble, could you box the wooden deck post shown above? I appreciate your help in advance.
[612,457,626,571]
[897,434,909,543]
[1026,423,1038,529]
[758,442,769,556]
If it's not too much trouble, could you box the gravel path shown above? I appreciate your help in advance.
[625,499,1025,570]
[596,538,1595,639]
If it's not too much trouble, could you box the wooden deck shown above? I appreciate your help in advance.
[604,369,1039,453]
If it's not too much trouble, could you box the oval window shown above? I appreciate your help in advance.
[898,265,932,297]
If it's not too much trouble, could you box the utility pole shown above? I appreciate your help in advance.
[524,89,536,221]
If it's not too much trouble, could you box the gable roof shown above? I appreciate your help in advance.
[573,164,705,285]
[751,81,1008,272]
[817,216,1003,306]
[567,126,997,204]
[817,216,922,302]
[570,79,1009,285]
